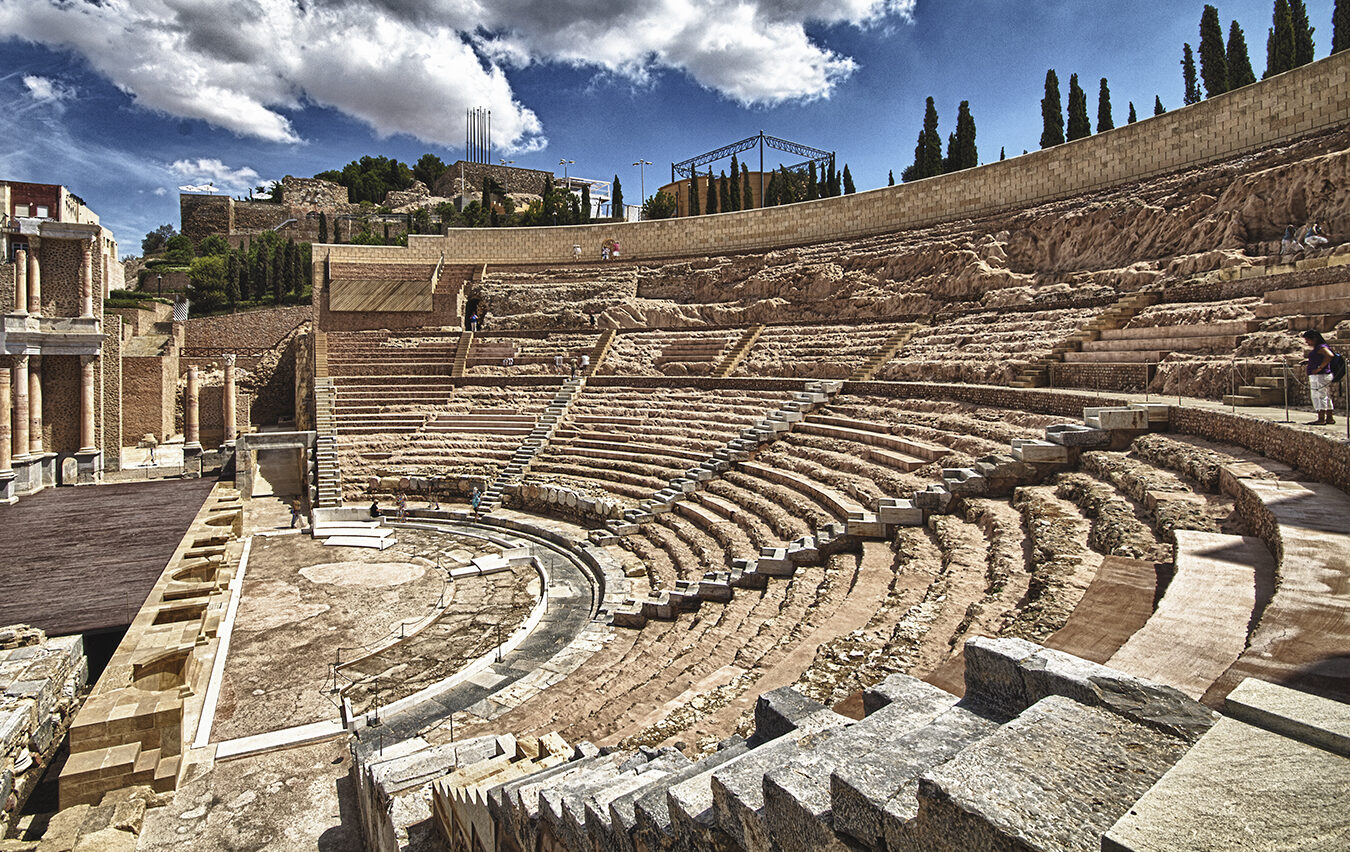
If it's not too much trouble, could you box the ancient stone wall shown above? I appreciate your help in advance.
[280,176,352,210]
[101,318,123,469]
[179,195,231,244]
[1170,406,1350,495]
[294,330,314,432]
[199,386,250,446]
[433,162,554,199]
[231,200,290,235]
[0,260,15,314]
[1049,363,1155,393]
[182,304,311,359]
[36,237,87,318]
[40,354,81,457]
[328,51,1350,268]
[122,355,176,442]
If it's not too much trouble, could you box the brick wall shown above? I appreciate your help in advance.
[323,51,1350,268]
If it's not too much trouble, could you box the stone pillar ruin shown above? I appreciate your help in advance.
[79,356,97,453]
[26,248,41,316]
[222,354,237,444]
[80,240,95,318]
[0,367,11,503]
[12,355,29,461]
[183,366,202,478]
[12,249,27,315]
[28,355,42,456]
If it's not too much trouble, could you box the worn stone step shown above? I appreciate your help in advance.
[631,741,751,852]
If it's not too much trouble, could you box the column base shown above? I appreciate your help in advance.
[73,449,102,485]
[0,471,16,504]
[10,454,52,497]
[183,444,203,479]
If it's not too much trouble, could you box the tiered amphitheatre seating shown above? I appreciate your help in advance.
[599,328,738,377]
[732,322,921,380]
[1064,320,1261,364]
[481,264,640,329]
[328,329,460,435]
[527,386,786,504]
[340,385,558,493]
[886,306,1105,386]
[465,331,602,375]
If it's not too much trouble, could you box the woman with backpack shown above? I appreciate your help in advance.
[1303,330,1338,425]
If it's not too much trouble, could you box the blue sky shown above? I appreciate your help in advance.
[0,0,1338,251]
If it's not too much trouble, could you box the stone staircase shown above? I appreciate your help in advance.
[1012,292,1161,388]
[847,323,922,381]
[585,328,617,377]
[420,637,1215,852]
[452,330,474,378]
[315,378,342,507]
[477,376,587,516]
[713,325,765,378]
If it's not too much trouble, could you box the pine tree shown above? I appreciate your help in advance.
[1128,102,1138,123]
[728,154,741,211]
[888,170,895,187]
[1336,0,1349,54]
[719,170,731,212]
[1155,95,1167,115]
[1066,73,1091,140]
[611,176,624,217]
[1182,43,1202,103]
[318,212,328,244]
[1291,0,1315,65]
[842,165,856,194]
[909,96,944,178]
[807,161,818,200]
[1199,5,1230,97]
[1227,21,1258,87]
[1097,79,1114,132]
[1266,0,1297,77]
[742,165,754,208]
[1040,70,1065,148]
[688,175,700,217]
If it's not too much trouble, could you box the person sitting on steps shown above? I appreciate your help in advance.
[1303,329,1337,426]
[1304,221,1329,250]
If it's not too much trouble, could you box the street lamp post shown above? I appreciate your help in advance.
[499,159,514,198]
[632,160,652,210]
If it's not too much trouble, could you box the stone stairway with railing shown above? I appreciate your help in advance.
[1012,292,1161,388]
[605,398,1169,628]
[477,376,587,516]
[847,323,923,381]
[452,330,475,379]
[585,328,617,376]
[314,331,343,507]
[712,325,765,378]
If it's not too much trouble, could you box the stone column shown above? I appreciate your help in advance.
[28,355,42,455]
[12,355,28,460]
[222,354,237,444]
[0,367,10,473]
[26,249,41,316]
[12,249,27,315]
[79,355,97,453]
[80,241,95,318]
[185,366,201,449]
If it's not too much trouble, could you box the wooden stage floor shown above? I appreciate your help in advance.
[0,478,218,636]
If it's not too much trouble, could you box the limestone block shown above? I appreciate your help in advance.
[1223,677,1350,757]
[1010,439,1070,464]
[1045,423,1112,448]
[1084,406,1148,430]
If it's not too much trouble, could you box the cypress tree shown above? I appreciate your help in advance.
[225,250,240,307]
[807,162,819,201]
[888,170,895,187]
[705,169,717,215]
[1040,70,1065,148]
[999,147,1006,161]
[1291,0,1315,65]
[1182,43,1202,103]
[1266,0,1297,77]
[729,154,741,211]
[611,176,624,217]
[1336,0,1349,54]
[318,212,328,244]
[765,173,778,206]
[1155,95,1167,115]
[272,246,284,302]
[949,101,978,171]
[238,250,252,301]
[1066,73,1091,140]
[288,240,302,297]
[1227,21,1258,88]
[1128,102,1138,124]
[911,96,944,177]
[1097,79,1114,132]
[1199,5,1229,97]
[742,165,754,208]
[842,165,856,194]
[688,175,700,217]
[719,170,731,212]
[581,184,591,223]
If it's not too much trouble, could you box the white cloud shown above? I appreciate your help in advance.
[22,74,74,103]
[169,158,266,195]
[0,0,912,148]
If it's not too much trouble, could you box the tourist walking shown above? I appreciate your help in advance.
[569,356,579,378]
[428,492,440,511]
[470,312,479,331]
[396,493,407,521]
[1304,330,1337,425]
[470,487,482,519]
[289,499,303,529]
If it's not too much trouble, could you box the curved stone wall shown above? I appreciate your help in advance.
[322,51,1350,269]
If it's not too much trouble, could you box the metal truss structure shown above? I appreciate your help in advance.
[672,132,834,208]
